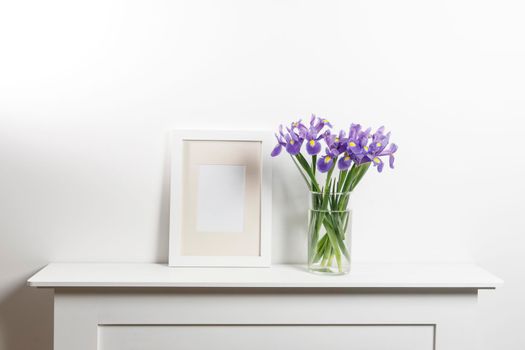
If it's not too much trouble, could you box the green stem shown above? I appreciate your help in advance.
[342,163,371,193]
[323,216,350,261]
[323,161,336,204]
[337,170,348,192]
[295,153,320,192]
[313,234,330,263]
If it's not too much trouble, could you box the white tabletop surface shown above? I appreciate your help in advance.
[27,263,502,289]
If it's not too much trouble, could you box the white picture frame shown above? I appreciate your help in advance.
[169,130,272,267]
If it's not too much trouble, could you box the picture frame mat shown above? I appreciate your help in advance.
[169,130,272,267]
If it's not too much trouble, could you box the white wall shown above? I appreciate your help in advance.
[1,0,523,349]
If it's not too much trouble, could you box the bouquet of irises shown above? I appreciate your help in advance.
[271,115,397,273]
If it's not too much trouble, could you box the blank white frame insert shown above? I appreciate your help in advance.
[196,164,246,233]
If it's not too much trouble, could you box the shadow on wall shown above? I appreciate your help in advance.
[155,132,172,263]
[0,275,53,350]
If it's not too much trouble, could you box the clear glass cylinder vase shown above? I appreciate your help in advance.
[308,191,352,275]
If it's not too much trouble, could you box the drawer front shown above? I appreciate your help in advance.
[99,324,434,350]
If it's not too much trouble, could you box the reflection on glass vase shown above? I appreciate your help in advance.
[308,191,351,275]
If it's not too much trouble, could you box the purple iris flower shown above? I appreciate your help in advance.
[347,124,368,151]
[380,143,398,169]
[360,126,398,172]
[304,129,322,155]
[338,152,352,170]
[299,115,332,155]
[306,137,322,155]
[311,115,332,132]
[285,121,308,155]
[335,130,349,153]
[317,148,338,173]
[369,126,390,153]
[347,126,372,164]
[285,133,303,155]
[271,122,307,156]
[348,123,362,140]
[290,119,305,133]
[325,130,349,155]
[271,125,287,157]
[323,130,336,148]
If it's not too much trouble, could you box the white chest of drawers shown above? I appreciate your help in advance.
[28,263,501,350]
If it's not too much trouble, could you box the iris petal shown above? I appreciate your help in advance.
[389,154,395,168]
[286,140,302,155]
[317,156,333,173]
[338,155,352,170]
[306,140,321,155]
[271,144,283,157]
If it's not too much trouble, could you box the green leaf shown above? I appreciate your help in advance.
[341,164,357,193]
[349,163,371,191]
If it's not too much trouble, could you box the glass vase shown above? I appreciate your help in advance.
[308,191,352,275]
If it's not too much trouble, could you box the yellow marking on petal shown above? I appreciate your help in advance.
[344,156,350,161]
[293,122,298,127]
[349,141,356,147]
[323,119,329,123]
[364,146,369,151]
[373,157,381,164]
[376,142,382,147]
[335,137,339,142]
[324,156,332,163]
[309,140,315,146]
[290,140,294,145]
